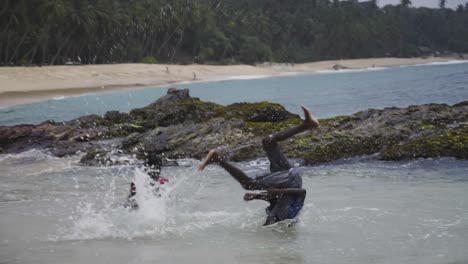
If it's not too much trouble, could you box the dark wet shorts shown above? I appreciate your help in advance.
[266,195,304,221]
[251,167,304,222]
[254,172,304,223]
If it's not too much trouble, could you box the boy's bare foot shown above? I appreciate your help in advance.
[301,105,320,129]
[198,149,220,171]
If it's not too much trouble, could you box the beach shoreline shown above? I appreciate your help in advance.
[0,56,465,108]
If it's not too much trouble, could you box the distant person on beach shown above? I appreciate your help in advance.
[198,106,319,226]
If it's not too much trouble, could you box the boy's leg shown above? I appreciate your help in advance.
[262,106,319,172]
[199,149,259,190]
[262,141,292,172]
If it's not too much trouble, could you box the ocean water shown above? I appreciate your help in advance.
[1,61,468,125]
[1,153,467,264]
[1,62,468,264]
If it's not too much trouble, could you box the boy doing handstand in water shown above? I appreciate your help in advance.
[198,106,319,226]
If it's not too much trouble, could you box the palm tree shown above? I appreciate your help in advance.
[439,0,446,9]
[400,0,412,7]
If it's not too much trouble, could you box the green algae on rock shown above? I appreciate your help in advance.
[0,88,467,166]
[381,126,468,160]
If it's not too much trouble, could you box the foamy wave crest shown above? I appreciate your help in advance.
[411,60,468,67]
[0,149,80,176]
[279,72,301,76]
[316,67,387,74]
[0,149,57,163]
[53,96,66,100]
[224,75,270,80]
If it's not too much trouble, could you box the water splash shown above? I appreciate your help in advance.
[55,163,262,241]
[58,167,174,240]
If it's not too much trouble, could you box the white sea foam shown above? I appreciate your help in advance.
[0,149,59,163]
[0,149,81,177]
[394,60,468,70]
[332,207,382,212]
[223,75,271,80]
[315,60,468,74]
[279,71,301,76]
[316,67,388,74]
[44,92,92,104]
[409,60,468,67]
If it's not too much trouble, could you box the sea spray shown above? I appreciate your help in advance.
[59,166,176,240]
[51,158,300,241]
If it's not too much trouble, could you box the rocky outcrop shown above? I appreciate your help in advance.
[0,88,467,166]
[332,64,349,70]
[301,102,468,164]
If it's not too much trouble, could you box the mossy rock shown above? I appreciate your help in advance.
[131,98,221,128]
[414,121,436,131]
[303,136,385,165]
[104,111,131,125]
[70,114,105,128]
[453,101,468,107]
[222,102,298,122]
[243,118,302,135]
[291,135,315,147]
[319,115,354,128]
[106,123,146,138]
[381,126,468,160]
[230,144,264,162]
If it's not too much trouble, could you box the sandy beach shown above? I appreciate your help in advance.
[0,56,463,107]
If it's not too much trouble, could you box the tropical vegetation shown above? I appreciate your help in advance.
[1,0,467,65]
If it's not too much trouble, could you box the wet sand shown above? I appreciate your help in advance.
[0,56,463,107]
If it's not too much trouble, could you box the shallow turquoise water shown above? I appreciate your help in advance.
[1,62,468,125]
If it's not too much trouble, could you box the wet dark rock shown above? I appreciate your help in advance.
[332,64,349,70]
[380,125,468,160]
[104,111,131,124]
[223,102,298,122]
[121,118,256,160]
[301,102,468,164]
[79,148,113,166]
[0,87,467,166]
[68,114,105,128]
[129,88,220,128]
[0,123,74,153]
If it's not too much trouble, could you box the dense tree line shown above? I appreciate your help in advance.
[1,0,468,66]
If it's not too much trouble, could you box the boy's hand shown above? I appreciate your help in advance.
[244,191,268,201]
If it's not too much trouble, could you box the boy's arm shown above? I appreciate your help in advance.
[266,188,306,200]
[244,188,306,201]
